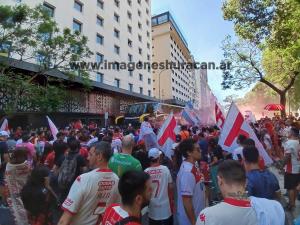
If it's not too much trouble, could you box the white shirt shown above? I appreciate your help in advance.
[196,198,257,225]
[177,161,205,225]
[145,165,173,220]
[232,146,243,160]
[284,139,300,174]
[62,168,120,225]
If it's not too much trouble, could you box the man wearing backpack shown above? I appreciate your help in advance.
[57,137,87,203]
[58,141,120,225]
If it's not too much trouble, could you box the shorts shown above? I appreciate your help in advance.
[284,173,300,190]
[149,216,173,225]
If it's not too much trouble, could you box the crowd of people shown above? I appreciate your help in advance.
[0,115,299,225]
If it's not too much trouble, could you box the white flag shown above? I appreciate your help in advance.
[46,116,58,141]
[218,103,272,165]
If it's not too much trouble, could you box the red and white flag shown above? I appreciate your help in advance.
[215,102,225,129]
[218,103,273,165]
[0,118,10,134]
[157,114,179,159]
[46,116,58,141]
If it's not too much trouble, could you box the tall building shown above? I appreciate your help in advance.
[151,12,196,105]
[3,0,153,97]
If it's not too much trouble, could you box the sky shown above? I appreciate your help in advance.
[151,0,253,103]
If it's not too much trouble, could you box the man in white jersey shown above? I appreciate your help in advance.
[196,160,284,225]
[177,138,206,225]
[145,148,173,225]
[58,141,120,225]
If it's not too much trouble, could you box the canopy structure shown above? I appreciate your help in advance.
[264,104,285,111]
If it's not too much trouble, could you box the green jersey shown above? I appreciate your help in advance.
[108,153,142,177]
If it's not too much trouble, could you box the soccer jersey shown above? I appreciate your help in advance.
[177,161,205,225]
[284,139,300,174]
[101,204,140,225]
[196,198,257,225]
[62,168,120,225]
[109,153,142,177]
[145,165,172,220]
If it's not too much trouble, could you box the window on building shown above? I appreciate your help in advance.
[96,72,104,83]
[148,90,151,96]
[96,53,104,63]
[128,83,133,92]
[129,70,133,76]
[97,0,104,9]
[128,39,132,47]
[139,74,143,81]
[147,31,150,37]
[146,8,149,15]
[148,78,151,84]
[97,16,103,26]
[127,25,132,33]
[114,45,120,55]
[127,11,132,19]
[128,54,133,62]
[127,0,132,6]
[114,0,120,7]
[96,33,103,45]
[146,20,149,26]
[73,19,82,32]
[43,2,55,17]
[140,87,143,94]
[147,43,150,49]
[114,13,120,22]
[74,0,83,12]
[138,48,142,55]
[115,79,120,88]
[147,54,150,61]
[138,22,142,29]
[137,0,141,4]
[114,29,120,38]
[138,10,141,17]
[138,35,142,42]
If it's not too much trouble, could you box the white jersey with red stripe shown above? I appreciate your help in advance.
[145,165,172,220]
[62,168,120,225]
[284,139,300,174]
[101,204,140,225]
[176,161,205,225]
[196,198,257,225]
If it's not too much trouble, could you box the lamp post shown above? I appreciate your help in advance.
[158,69,168,102]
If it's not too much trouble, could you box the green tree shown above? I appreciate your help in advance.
[0,4,93,114]
[222,0,300,116]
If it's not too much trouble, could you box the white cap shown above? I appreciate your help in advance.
[0,131,9,137]
[148,148,162,159]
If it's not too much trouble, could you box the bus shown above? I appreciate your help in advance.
[115,102,184,128]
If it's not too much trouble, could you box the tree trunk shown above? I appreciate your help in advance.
[279,92,286,118]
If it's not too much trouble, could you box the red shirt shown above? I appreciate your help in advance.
[44,151,55,169]
[101,204,140,225]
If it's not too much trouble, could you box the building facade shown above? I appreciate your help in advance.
[151,12,196,104]
[3,0,153,97]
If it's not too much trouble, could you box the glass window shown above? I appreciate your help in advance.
[148,90,151,97]
[97,0,104,9]
[128,25,132,33]
[96,53,104,63]
[138,22,142,29]
[129,70,133,76]
[115,79,120,88]
[128,83,133,92]
[96,34,103,45]
[114,29,120,38]
[138,48,142,55]
[74,1,83,12]
[138,10,141,17]
[73,19,82,32]
[97,16,103,26]
[96,72,103,83]
[138,35,142,42]
[43,2,55,17]
[139,87,143,94]
[148,78,151,84]
[127,11,132,19]
[128,39,132,47]
[127,0,132,6]
[114,0,120,7]
[128,54,132,62]
[139,74,143,81]
[114,45,120,54]
[114,13,119,22]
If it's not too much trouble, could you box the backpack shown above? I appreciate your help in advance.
[115,216,140,225]
[58,153,78,190]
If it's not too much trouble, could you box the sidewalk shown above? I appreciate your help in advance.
[269,166,300,225]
